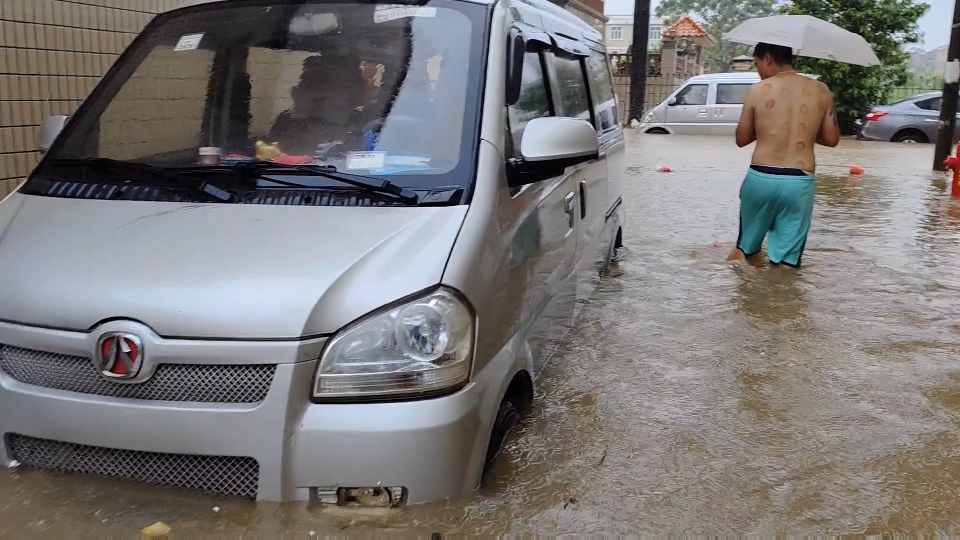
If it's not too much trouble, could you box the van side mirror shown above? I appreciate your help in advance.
[507,117,600,187]
[667,96,677,106]
[39,115,69,154]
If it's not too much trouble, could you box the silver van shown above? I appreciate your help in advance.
[0,0,625,506]
[638,72,817,135]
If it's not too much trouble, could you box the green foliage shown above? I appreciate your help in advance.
[655,0,778,72]
[780,0,929,134]
[907,69,944,90]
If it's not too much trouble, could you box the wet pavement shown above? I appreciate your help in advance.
[5,133,960,535]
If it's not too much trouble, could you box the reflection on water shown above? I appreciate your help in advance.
[6,136,960,534]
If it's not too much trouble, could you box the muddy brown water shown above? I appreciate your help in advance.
[5,134,960,535]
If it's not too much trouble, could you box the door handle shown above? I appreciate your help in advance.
[564,191,576,227]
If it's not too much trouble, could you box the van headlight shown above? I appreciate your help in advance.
[313,288,475,401]
[642,111,654,123]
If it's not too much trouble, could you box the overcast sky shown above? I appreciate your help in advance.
[604,0,952,50]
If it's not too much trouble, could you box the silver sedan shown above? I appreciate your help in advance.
[857,92,959,144]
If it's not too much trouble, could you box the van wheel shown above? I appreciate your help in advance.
[892,129,927,143]
[483,399,521,471]
[645,128,668,134]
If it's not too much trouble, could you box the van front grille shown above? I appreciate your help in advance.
[7,434,259,499]
[0,345,275,403]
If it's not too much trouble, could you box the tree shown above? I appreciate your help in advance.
[780,0,929,134]
[655,0,778,72]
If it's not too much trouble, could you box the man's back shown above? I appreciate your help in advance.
[743,73,835,173]
[728,43,839,269]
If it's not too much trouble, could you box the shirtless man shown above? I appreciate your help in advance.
[728,42,840,269]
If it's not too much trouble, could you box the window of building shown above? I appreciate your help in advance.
[609,26,623,41]
[649,25,661,40]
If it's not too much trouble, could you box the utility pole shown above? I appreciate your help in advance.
[628,0,651,123]
[933,0,960,171]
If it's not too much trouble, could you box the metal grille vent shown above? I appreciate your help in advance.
[8,434,259,499]
[0,345,275,403]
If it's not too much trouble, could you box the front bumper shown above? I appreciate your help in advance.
[0,320,488,503]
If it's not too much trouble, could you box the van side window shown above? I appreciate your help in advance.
[586,51,618,130]
[674,84,708,106]
[550,53,593,123]
[716,84,751,105]
[506,48,552,159]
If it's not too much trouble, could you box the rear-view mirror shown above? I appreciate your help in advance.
[667,96,677,106]
[38,115,69,154]
[507,117,600,187]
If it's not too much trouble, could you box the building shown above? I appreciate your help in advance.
[604,16,668,55]
[0,0,202,197]
[551,0,607,34]
[660,15,714,77]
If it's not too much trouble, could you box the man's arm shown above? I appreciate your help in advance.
[817,90,841,147]
[735,87,757,148]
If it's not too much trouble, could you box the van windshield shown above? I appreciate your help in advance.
[38,0,487,192]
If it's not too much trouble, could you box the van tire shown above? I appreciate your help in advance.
[891,129,928,144]
[645,128,668,134]
[483,399,521,472]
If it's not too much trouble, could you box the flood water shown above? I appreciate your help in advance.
[5,133,960,535]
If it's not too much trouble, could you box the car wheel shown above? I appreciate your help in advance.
[892,131,927,144]
[483,399,521,471]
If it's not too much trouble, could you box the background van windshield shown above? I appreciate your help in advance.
[45,0,485,187]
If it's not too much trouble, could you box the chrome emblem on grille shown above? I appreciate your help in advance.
[95,333,144,380]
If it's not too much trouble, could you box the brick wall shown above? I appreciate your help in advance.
[0,0,204,198]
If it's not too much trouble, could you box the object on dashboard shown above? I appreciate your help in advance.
[256,140,284,161]
[198,146,222,165]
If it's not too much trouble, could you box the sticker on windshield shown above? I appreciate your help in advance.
[373,5,437,23]
[347,152,387,170]
[174,33,204,52]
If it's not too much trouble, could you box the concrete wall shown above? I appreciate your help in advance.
[0,0,203,197]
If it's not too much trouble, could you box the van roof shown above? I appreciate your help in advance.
[685,72,760,83]
[165,0,605,48]
[499,0,605,46]
[684,72,820,83]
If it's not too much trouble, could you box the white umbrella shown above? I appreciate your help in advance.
[723,15,881,67]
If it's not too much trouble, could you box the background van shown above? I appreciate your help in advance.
[638,72,818,135]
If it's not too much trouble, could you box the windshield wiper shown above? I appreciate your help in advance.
[45,158,236,202]
[175,162,420,205]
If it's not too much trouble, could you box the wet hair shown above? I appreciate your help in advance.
[753,42,793,66]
